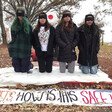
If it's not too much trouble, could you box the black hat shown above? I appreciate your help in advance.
[62,10,71,18]
[16,7,25,17]
[39,12,47,19]
[85,14,94,23]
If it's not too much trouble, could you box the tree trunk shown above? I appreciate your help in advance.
[0,0,7,45]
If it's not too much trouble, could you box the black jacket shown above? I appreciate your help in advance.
[56,24,79,62]
[31,26,56,57]
[78,24,100,66]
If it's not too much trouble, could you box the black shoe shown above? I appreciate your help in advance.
[39,70,45,73]
[46,71,52,73]
[29,63,34,69]
[27,70,32,74]
[66,64,68,69]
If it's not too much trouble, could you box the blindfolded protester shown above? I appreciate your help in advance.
[56,10,79,73]
[31,12,56,73]
[78,14,100,74]
[8,7,32,73]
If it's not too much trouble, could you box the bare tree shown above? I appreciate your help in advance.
[93,0,112,45]
[3,0,81,25]
[98,0,112,15]
[0,0,7,44]
[94,11,105,45]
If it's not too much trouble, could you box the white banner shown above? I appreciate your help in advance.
[0,88,112,106]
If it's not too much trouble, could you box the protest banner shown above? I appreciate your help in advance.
[0,88,112,106]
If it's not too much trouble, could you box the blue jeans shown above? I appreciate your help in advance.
[80,65,98,74]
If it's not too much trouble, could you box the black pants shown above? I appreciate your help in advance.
[38,52,53,73]
[12,57,30,73]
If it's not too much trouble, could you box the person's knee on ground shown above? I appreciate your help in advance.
[21,58,30,73]
[59,62,66,73]
[81,66,89,74]
[68,61,75,73]
[12,58,21,72]
[60,68,66,73]
[90,65,98,74]
[46,57,53,73]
